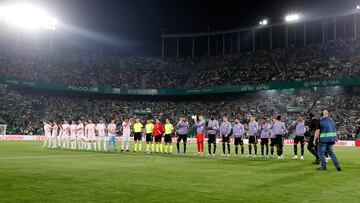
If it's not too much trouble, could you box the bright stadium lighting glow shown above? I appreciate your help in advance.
[285,13,300,22]
[0,3,58,30]
[357,5,360,10]
[259,19,268,25]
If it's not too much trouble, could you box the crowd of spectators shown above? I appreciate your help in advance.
[1,87,358,140]
[1,39,360,89]
[125,56,198,70]
[193,39,360,87]
[0,48,195,89]
[0,37,360,140]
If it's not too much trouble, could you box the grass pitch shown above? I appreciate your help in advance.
[0,141,359,203]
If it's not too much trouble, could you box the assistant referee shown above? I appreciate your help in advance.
[133,118,143,152]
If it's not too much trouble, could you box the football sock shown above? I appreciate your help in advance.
[301,144,304,156]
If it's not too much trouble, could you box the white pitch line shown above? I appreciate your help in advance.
[0,154,119,160]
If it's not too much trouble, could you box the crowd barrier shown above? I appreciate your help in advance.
[1,135,358,147]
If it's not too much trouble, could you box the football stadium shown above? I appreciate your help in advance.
[0,0,360,202]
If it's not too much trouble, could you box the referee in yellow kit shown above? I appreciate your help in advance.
[133,118,144,152]
[145,118,155,153]
[164,118,175,154]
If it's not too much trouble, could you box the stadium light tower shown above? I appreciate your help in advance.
[284,13,301,48]
[0,3,58,50]
[285,13,300,23]
[259,19,269,26]
[0,3,58,30]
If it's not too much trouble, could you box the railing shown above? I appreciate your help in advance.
[1,76,360,96]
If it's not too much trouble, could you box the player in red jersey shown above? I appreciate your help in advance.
[153,118,165,153]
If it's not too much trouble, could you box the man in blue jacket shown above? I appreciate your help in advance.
[314,109,341,171]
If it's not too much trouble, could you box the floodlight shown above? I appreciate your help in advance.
[285,13,300,22]
[259,19,268,25]
[357,5,360,10]
[0,3,58,30]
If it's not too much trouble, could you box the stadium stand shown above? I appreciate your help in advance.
[193,39,360,87]
[0,37,360,140]
[1,39,360,89]
[0,86,358,140]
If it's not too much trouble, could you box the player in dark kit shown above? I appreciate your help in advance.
[220,116,232,157]
[269,120,277,158]
[176,116,189,155]
[232,118,245,157]
[247,115,259,157]
[207,115,219,156]
[272,115,288,159]
[259,117,271,158]
[290,114,306,160]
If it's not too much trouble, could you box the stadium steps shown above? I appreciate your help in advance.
[184,58,207,88]
[141,75,146,89]
[307,94,323,114]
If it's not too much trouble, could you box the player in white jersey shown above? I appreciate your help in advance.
[87,120,97,151]
[51,121,59,149]
[96,119,107,151]
[107,119,117,151]
[42,121,52,148]
[62,120,71,149]
[76,120,85,150]
[70,120,77,149]
[84,120,90,150]
[121,118,131,152]
[58,121,63,148]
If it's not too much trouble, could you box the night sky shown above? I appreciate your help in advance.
[11,0,360,56]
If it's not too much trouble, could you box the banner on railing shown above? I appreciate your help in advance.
[2,76,360,96]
